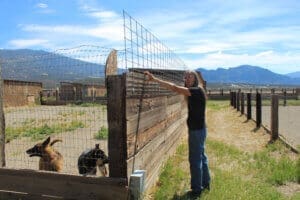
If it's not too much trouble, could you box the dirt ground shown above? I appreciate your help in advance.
[145,105,299,199]
[4,105,108,175]
[206,106,299,197]
[3,104,299,197]
[251,106,300,147]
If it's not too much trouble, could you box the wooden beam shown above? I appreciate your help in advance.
[0,168,127,200]
[256,93,262,127]
[107,74,128,179]
[247,93,252,120]
[105,49,118,77]
[271,95,279,141]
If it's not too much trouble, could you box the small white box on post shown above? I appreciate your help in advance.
[129,170,146,200]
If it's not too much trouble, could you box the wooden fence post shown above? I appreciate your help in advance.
[236,90,240,111]
[0,67,5,167]
[271,95,279,141]
[105,49,118,77]
[283,89,287,106]
[107,74,128,179]
[241,92,244,114]
[247,93,251,120]
[233,92,237,109]
[256,93,262,127]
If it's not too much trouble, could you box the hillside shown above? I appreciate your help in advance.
[1,50,299,87]
[197,65,300,85]
[286,71,300,79]
[0,49,106,88]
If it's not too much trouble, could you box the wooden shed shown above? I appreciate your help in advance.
[3,79,42,107]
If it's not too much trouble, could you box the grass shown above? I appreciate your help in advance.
[95,126,108,140]
[58,110,86,117]
[67,102,103,107]
[153,138,299,200]
[5,120,85,141]
[260,99,300,106]
[206,100,229,110]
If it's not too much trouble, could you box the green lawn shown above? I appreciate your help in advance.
[152,100,299,200]
[153,140,299,200]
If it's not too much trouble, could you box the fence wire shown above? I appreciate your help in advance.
[0,45,111,175]
[123,11,187,98]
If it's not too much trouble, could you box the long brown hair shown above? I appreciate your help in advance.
[184,70,208,99]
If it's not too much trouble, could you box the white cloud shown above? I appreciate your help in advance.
[88,11,118,19]
[9,39,48,48]
[36,3,48,9]
[35,3,55,14]
[20,22,123,42]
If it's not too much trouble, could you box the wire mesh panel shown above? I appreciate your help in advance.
[0,45,111,175]
[123,11,187,98]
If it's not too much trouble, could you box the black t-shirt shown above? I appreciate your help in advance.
[187,87,206,130]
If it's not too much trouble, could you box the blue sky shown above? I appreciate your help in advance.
[0,0,299,74]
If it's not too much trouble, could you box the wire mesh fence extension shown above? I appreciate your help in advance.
[0,45,112,175]
[123,10,188,98]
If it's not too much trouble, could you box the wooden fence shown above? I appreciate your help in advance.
[0,50,129,200]
[0,48,188,199]
[107,70,188,192]
[230,91,298,153]
[209,88,299,100]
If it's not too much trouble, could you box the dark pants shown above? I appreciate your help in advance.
[188,127,210,192]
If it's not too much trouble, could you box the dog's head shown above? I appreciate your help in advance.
[26,136,62,157]
[92,144,109,164]
[78,144,109,175]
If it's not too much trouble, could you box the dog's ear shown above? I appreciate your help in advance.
[42,137,51,147]
[50,139,62,146]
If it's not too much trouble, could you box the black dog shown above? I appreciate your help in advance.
[78,144,109,176]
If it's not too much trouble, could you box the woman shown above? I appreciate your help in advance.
[144,70,210,197]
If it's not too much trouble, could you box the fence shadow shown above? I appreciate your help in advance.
[242,119,249,123]
[251,126,261,133]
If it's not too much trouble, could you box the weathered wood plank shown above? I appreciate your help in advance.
[271,95,279,141]
[0,168,127,200]
[127,118,187,190]
[105,49,118,77]
[126,95,183,117]
[127,100,184,137]
[127,110,185,157]
[107,75,128,179]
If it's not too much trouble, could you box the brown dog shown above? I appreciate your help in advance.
[26,136,63,172]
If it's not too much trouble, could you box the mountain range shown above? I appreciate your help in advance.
[0,49,106,88]
[285,71,300,79]
[0,49,299,87]
[197,65,300,86]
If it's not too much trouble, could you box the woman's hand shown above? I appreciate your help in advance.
[144,71,155,81]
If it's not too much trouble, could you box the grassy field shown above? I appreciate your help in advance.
[150,100,299,200]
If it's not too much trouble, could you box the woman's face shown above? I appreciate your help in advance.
[184,73,196,87]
